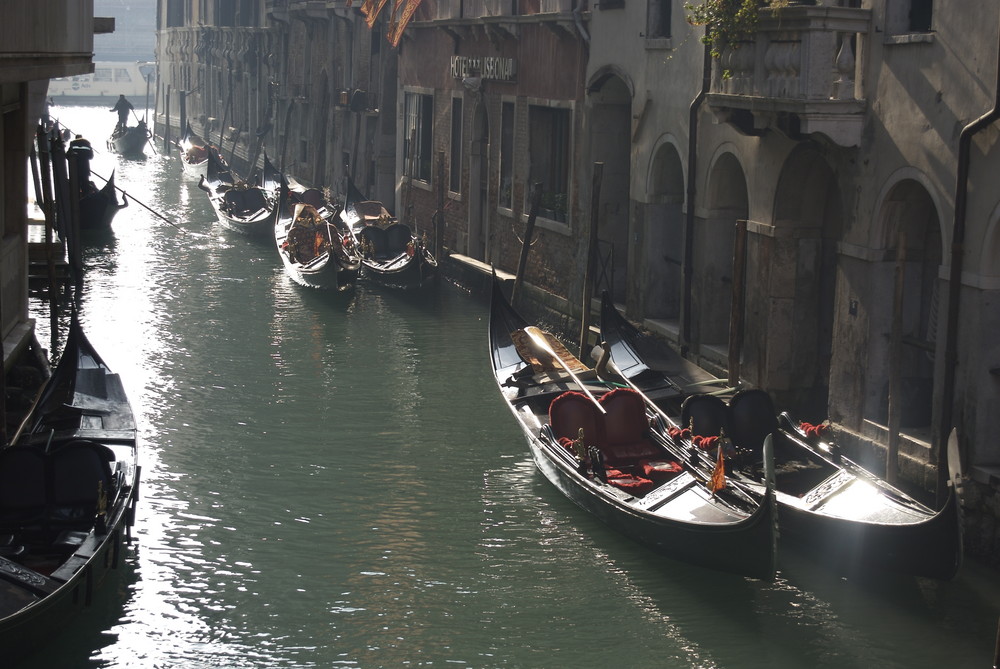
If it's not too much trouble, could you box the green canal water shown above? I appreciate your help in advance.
[14,105,1000,668]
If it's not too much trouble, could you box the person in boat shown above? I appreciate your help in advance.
[67,134,96,194]
[110,94,134,131]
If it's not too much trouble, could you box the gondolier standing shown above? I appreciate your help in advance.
[111,94,134,131]
[68,134,94,191]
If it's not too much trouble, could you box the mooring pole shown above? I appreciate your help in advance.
[727,219,747,386]
[579,162,604,360]
[512,182,542,309]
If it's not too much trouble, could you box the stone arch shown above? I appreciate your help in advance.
[695,150,748,347]
[642,135,686,320]
[752,144,844,417]
[588,72,632,304]
[865,177,943,430]
[981,202,1000,281]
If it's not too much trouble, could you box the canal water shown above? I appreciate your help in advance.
[15,105,1000,668]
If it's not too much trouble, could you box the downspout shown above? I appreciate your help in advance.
[937,21,1000,503]
[572,0,590,44]
[682,39,712,353]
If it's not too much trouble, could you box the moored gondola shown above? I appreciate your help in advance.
[0,314,139,659]
[199,151,282,237]
[340,178,437,290]
[177,123,219,178]
[490,276,777,579]
[275,183,361,290]
[599,292,963,579]
[79,170,128,232]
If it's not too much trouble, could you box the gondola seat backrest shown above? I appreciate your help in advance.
[48,440,114,527]
[359,225,389,259]
[728,389,778,458]
[301,188,325,210]
[549,391,605,452]
[224,187,267,216]
[680,394,730,440]
[384,224,414,256]
[599,388,661,465]
[0,447,47,529]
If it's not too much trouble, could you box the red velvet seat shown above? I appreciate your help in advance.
[549,391,605,453]
[599,388,661,466]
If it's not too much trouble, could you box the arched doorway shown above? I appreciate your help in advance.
[587,71,631,304]
[696,152,748,349]
[467,99,488,261]
[768,145,843,418]
[867,179,942,431]
[645,138,685,321]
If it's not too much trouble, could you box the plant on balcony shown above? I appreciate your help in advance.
[685,0,789,73]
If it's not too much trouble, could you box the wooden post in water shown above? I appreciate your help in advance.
[579,162,604,360]
[435,151,445,259]
[163,85,171,153]
[35,125,59,346]
[887,228,907,484]
[403,129,417,226]
[512,182,542,309]
[728,219,748,385]
[993,615,1000,669]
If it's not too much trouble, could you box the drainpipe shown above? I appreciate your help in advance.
[572,0,590,44]
[681,40,712,353]
[937,21,1000,503]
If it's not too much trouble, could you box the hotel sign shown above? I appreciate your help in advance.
[450,55,517,82]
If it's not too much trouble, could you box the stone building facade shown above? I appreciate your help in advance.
[153,0,1000,564]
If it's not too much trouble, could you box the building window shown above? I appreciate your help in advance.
[217,0,235,26]
[404,92,433,183]
[909,0,932,31]
[528,105,570,223]
[450,97,462,193]
[499,101,514,210]
[647,0,671,39]
[887,0,933,35]
[166,0,184,27]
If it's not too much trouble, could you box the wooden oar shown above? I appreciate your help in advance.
[523,326,606,414]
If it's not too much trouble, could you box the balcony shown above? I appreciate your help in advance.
[706,3,870,148]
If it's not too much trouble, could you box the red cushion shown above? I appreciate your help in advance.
[600,388,648,446]
[549,391,605,446]
[641,459,683,478]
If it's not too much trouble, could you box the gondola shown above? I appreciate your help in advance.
[199,151,282,237]
[340,178,437,290]
[0,314,139,658]
[177,123,217,178]
[275,182,361,291]
[599,292,963,579]
[106,120,149,158]
[79,170,128,232]
[489,276,777,579]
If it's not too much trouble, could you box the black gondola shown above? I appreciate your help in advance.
[199,151,282,237]
[340,178,437,290]
[275,181,361,291]
[107,120,149,158]
[599,292,963,579]
[489,276,777,579]
[0,314,139,658]
[79,170,128,232]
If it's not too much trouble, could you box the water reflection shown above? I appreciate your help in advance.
[13,106,998,669]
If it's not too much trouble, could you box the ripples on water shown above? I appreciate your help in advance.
[14,106,998,668]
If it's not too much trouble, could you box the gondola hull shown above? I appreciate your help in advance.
[275,202,361,291]
[107,124,148,157]
[360,250,437,290]
[79,172,127,232]
[490,277,777,579]
[199,152,280,238]
[0,317,139,660]
[599,292,963,579]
